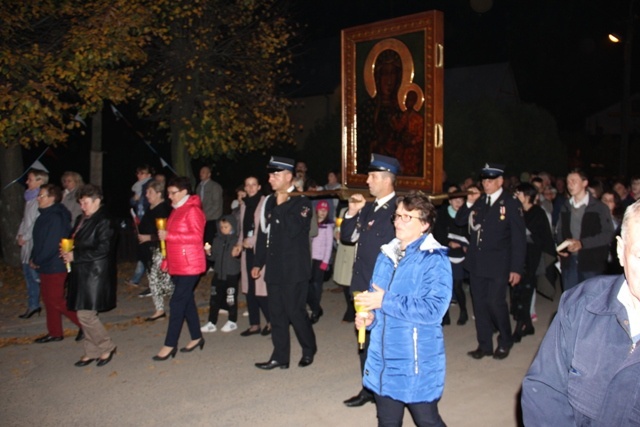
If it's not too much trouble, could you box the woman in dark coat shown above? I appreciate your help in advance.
[62,184,118,367]
[31,184,82,343]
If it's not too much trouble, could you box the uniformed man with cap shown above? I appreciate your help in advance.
[251,156,317,370]
[340,153,400,407]
[455,163,526,360]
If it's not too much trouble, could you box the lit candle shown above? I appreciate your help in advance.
[60,238,74,273]
[156,218,167,258]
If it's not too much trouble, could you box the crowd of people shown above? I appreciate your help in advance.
[13,156,640,425]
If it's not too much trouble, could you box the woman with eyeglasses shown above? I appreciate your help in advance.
[153,176,206,361]
[355,191,451,426]
[137,180,173,321]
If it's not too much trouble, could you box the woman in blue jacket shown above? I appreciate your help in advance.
[355,191,452,427]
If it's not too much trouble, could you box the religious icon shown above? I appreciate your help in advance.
[342,11,444,193]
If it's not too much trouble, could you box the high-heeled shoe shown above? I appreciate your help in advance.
[180,338,205,353]
[18,307,41,319]
[74,358,96,367]
[96,347,117,367]
[152,347,177,361]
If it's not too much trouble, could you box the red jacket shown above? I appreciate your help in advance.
[165,195,206,276]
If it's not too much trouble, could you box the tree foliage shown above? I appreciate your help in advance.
[0,0,297,165]
[0,0,151,148]
[138,0,297,161]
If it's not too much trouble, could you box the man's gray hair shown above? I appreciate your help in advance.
[621,200,640,241]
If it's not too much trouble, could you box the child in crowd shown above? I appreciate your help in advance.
[307,200,335,324]
[201,215,241,333]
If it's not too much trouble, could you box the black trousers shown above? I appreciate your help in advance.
[374,394,446,427]
[356,328,374,398]
[164,275,202,347]
[267,280,316,363]
[469,274,512,352]
[307,259,325,314]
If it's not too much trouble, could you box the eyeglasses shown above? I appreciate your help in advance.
[391,213,422,223]
[37,193,50,199]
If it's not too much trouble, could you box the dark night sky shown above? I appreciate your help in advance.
[21,0,639,219]
[292,0,639,132]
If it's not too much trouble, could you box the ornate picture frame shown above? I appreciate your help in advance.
[341,11,444,193]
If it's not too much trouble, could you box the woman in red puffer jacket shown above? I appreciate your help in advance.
[153,176,207,361]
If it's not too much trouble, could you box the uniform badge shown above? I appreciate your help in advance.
[300,206,310,217]
[367,220,375,229]
[499,205,505,221]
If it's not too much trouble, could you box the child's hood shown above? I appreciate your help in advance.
[218,214,238,236]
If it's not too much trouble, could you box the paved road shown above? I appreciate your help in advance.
[0,270,557,426]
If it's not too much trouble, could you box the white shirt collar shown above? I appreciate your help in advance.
[570,192,589,208]
[486,187,503,205]
[375,192,396,208]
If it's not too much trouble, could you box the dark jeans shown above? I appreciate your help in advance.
[374,394,446,427]
[562,255,598,292]
[208,275,239,323]
[164,275,202,347]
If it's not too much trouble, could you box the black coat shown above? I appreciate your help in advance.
[456,191,526,280]
[340,195,398,292]
[66,207,117,312]
[254,193,312,284]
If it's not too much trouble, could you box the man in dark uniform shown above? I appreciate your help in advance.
[340,154,400,407]
[252,156,317,370]
[456,163,526,360]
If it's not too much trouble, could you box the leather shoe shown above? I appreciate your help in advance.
[493,347,510,360]
[260,325,272,336]
[343,393,375,407]
[298,356,313,367]
[240,327,261,337]
[74,358,96,367]
[35,335,63,344]
[255,359,289,370]
[96,347,117,367]
[467,348,493,359]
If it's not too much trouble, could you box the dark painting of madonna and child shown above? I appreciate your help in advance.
[342,11,444,193]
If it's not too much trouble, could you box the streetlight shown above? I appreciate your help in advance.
[608,1,636,178]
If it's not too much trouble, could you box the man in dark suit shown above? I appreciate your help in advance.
[251,156,317,370]
[340,154,400,407]
[456,163,526,360]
